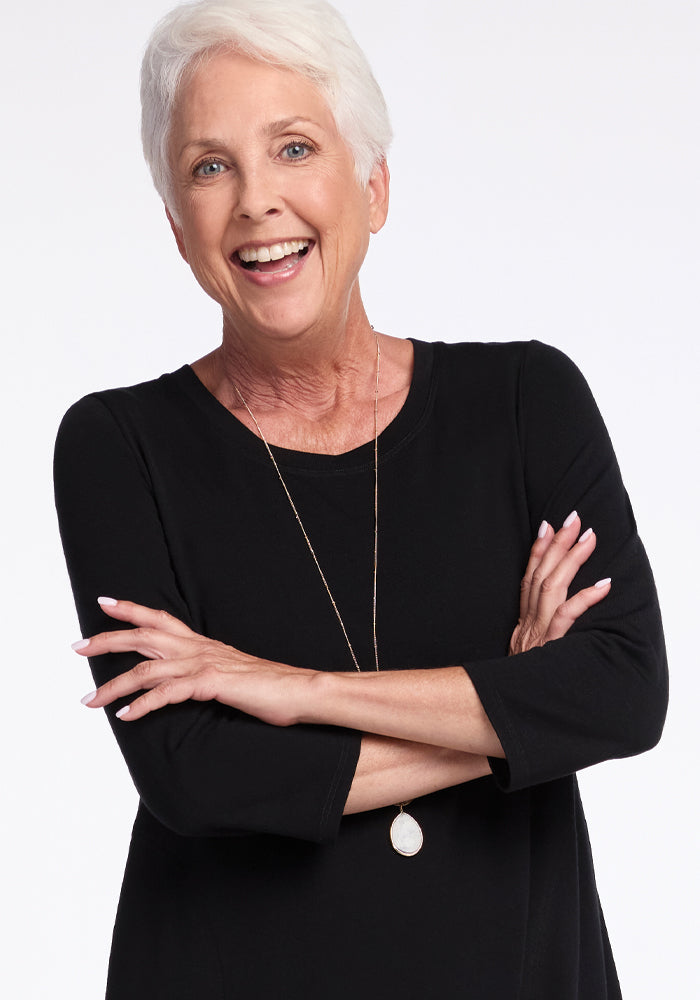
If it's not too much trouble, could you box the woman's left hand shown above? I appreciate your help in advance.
[75,599,314,725]
[509,513,611,655]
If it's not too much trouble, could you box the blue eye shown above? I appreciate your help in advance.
[194,160,226,177]
[282,142,312,161]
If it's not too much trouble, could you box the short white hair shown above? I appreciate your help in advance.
[140,0,392,211]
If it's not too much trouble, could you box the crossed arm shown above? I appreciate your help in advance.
[75,513,610,814]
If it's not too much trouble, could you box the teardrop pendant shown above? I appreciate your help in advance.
[390,807,423,857]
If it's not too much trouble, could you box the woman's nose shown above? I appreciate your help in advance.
[234,166,283,221]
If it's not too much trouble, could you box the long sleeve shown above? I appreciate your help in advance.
[54,393,360,841]
[465,341,668,791]
[64,344,647,997]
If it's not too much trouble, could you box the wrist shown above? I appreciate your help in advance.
[296,668,340,726]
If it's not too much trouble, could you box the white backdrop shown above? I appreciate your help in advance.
[2,1,697,996]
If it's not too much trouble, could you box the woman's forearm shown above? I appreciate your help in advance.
[78,517,604,762]
[344,733,491,814]
[303,666,505,758]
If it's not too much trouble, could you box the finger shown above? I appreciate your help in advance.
[526,510,581,619]
[107,663,224,721]
[518,521,554,621]
[81,655,210,709]
[112,675,200,722]
[72,625,200,660]
[82,658,175,708]
[543,578,612,641]
[508,622,523,656]
[510,570,610,655]
[529,527,598,631]
[94,597,194,638]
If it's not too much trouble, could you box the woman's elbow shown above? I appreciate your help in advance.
[132,767,333,842]
[619,654,668,759]
[135,780,228,837]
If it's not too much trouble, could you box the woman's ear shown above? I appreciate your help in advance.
[165,205,189,263]
[368,160,390,235]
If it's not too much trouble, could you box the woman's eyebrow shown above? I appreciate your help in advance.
[178,119,323,160]
[178,137,225,158]
[263,116,323,134]
[180,137,223,155]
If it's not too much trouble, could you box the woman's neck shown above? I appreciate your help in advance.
[218,317,376,415]
[190,319,414,455]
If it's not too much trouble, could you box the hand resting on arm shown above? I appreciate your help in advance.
[76,513,610,814]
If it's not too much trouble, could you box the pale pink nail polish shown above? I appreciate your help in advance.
[595,578,612,588]
[116,705,131,719]
[538,520,548,539]
[98,596,118,607]
[71,638,90,651]
[563,510,578,528]
[81,691,97,705]
[578,528,593,543]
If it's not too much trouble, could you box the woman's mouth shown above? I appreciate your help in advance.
[234,239,312,274]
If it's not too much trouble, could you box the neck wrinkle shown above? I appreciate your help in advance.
[212,317,378,420]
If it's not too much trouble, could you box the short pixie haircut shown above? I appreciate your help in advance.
[140,0,392,212]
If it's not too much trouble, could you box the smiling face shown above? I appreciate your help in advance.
[166,50,389,346]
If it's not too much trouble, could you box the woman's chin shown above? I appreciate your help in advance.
[222,307,329,345]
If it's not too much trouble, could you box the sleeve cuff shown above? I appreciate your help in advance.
[463,662,531,793]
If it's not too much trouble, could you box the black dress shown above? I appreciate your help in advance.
[54,339,667,999]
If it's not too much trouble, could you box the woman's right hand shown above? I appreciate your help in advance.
[509,511,611,655]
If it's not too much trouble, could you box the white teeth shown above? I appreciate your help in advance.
[237,239,309,263]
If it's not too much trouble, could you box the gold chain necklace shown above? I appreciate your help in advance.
[232,330,423,857]
[233,334,380,674]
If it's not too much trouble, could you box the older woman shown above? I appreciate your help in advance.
[54,1,667,997]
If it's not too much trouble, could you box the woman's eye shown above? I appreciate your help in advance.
[194,160,226,177]
[282,142,313,161]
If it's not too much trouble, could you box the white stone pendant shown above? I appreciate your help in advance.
[390,807,423,857]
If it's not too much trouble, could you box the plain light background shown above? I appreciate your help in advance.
[2,0,697,995]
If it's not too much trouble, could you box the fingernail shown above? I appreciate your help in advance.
[595,577,612,588]
[116,705,130,719]
[71,638,90,651]
[538,520,548,539]
[563,510,578,528]
[98,596,118,607]
[80,690,97,705]
[578,527,593,543]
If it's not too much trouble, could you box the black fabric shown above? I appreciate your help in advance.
[54,339,667,999]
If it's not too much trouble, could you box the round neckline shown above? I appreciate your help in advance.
[171,339,435,473]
